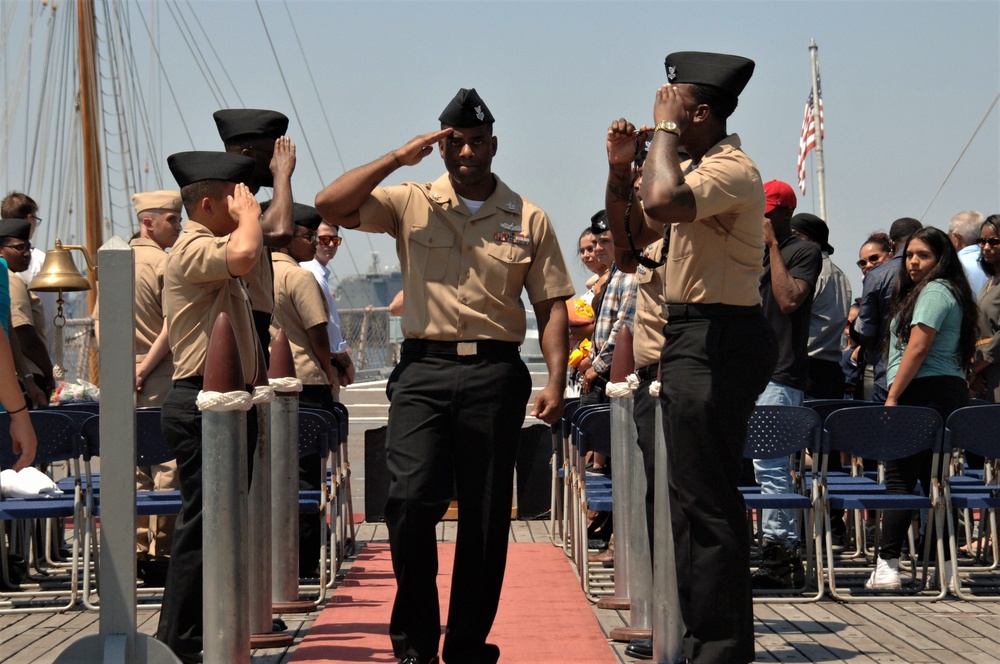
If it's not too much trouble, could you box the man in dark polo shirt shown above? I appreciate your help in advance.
[750,180,821,590]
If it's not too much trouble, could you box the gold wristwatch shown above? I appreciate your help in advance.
[654,120,680,136]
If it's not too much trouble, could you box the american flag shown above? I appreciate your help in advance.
[796,76,824,194]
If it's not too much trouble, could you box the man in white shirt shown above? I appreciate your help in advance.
[300,219,354,398]
[949,210,987,296]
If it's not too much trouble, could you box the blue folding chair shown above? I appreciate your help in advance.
[0,410,86,614]
[742,405,824,602]
[820,405,947,601]
[942,404,1000,599]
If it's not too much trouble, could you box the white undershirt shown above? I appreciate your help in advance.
[458,195,485,215]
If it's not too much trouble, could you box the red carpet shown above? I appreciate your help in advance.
[290,542,617,663]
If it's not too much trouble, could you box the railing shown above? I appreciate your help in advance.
[56,307,403,388]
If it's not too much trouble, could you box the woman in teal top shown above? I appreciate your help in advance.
[867,227,977,590]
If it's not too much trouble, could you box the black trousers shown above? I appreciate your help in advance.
[880,375,967,561]
[632,372,658,557]
[660,306,776,664]
[156,383,257,656]
[299,383,337,576]
[384,352,531,663]
[806,357,847,399]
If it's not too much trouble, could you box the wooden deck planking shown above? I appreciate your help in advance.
[4,519,1000,662]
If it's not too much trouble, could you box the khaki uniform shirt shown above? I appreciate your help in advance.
[647,134,765,307]
[245,254,274,315]
[163,220,259,383]
[632,239,668,369]
[131,237,173,406]
[357,173,574,341]
[8,269,44,375]
[269,253,330,386]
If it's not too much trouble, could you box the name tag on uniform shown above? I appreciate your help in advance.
[494,231,530,246]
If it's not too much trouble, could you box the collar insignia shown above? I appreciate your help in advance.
[505,202,517,211]
[431,193,441,200]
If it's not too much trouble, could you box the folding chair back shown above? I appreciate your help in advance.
[823,405,942,461]
[745,405,821,460]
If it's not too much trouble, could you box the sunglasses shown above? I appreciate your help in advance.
[317,235,342,247]
[294,232,318,244]
[2,241,31,253]
[977,237,1000,247]
[856,253,885,268]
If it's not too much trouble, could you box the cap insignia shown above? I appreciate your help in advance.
[474,105,485,121]
[667,66,677,81]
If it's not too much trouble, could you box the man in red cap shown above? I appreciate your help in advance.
[749,180,821,590]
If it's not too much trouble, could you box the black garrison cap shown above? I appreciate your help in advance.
[213,109,289,142]
[664,52,755,99]
[438,88,495,127]
[590,209,608,234]
[0,219,31,240]
[292,203,323,231]
[791,213,834,254]
[167,151,256,188]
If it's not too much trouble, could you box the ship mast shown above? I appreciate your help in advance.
[77,0,102,310]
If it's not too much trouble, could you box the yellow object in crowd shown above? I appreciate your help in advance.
[568,338,592,367]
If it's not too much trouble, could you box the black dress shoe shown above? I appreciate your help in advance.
[625,638,652,660]
[399,657,438,664]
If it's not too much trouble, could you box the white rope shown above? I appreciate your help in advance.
[648,380,661,398]
[196,390,252,412]
[269,376,303,393]
[605,380,633,399]
[252,385,275,404]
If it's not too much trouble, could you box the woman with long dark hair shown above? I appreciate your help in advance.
[866,226,977,590]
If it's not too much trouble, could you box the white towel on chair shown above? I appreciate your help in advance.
[0,467,64,498]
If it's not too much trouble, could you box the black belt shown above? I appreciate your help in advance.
[174,377,203,389]
[665,303,762,320]
[636,364,658,382]
[401,339,520,360]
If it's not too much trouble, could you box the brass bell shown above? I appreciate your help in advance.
[28,239,94,292]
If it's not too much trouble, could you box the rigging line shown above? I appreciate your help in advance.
[281,0,346,175]
[26,2,60,193]
[163,0,226,109]
[131,1,195,148]
[41,7,73,235]
[117,2,166,187]
[920,89,1000,222]
[180,0,244,107]
[251,0,325,185]
[275,0,374,278]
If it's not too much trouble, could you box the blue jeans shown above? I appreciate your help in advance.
[753,381,803,548]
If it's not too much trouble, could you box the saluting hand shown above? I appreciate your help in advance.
[394,128,454,166]
[653,84,689,132]
[607,119,641,169]
[270,135,297,180]
[228,182,262,224]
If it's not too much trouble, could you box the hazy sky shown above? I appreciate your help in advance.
[3,0,998,300]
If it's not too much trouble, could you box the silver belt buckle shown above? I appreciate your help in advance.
[456,341,477,356]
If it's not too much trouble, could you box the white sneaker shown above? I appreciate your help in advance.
[865,557,902,589]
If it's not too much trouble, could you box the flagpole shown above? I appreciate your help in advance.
[809,39,828,221]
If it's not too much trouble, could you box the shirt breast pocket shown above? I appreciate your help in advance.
[409,224,455,282]
[486,242,532,297]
